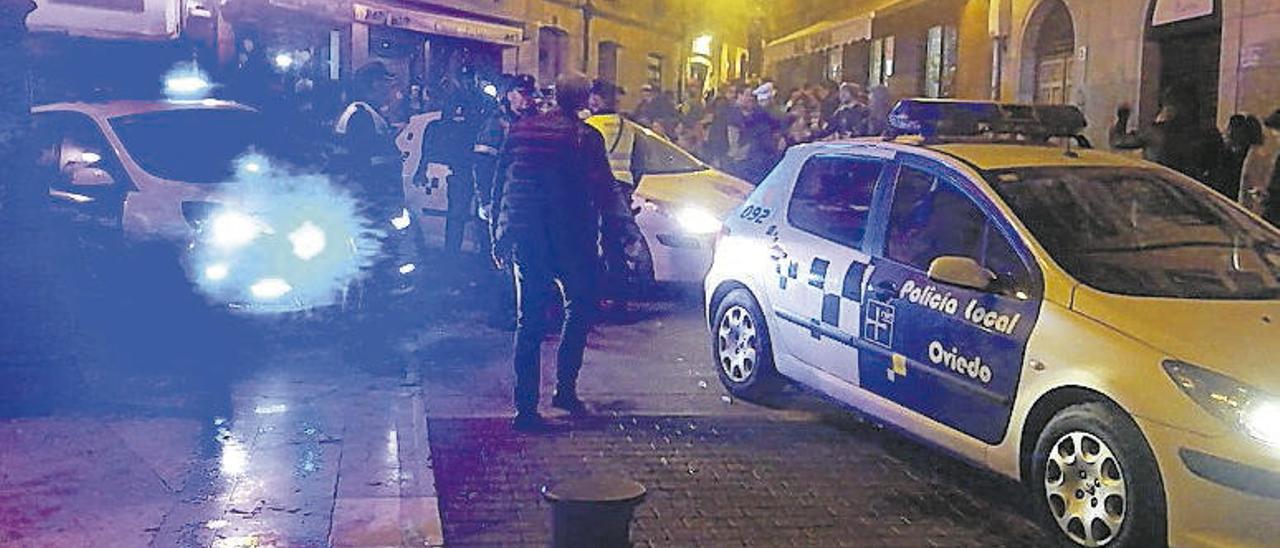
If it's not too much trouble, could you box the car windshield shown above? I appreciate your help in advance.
[110,108,262,184]
[989,166,1280,300]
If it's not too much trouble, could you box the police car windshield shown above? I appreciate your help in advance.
[989,166,1280,300]
[110,109,262,184]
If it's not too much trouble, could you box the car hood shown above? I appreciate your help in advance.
[1073,284,1280,392]
[636,169,753,217]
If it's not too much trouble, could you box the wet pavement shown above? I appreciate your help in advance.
[3,254,1049,547]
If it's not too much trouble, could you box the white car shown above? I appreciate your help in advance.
[397,114,753,283]
[33,100,262,242]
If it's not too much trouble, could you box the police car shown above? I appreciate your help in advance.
[705,100,1280,547]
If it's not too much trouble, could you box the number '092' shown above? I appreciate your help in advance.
[740,206,772,224]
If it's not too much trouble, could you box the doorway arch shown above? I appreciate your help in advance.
[1018,0,1076,104]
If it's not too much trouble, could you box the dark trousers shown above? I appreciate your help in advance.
[512,250,597,415]
[445,169,476,254]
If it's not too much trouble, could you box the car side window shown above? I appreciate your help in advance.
[35,112,121,185]
[787,155,884,249]
[886,165,1032,294]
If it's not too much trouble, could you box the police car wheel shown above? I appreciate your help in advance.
[712,289,780,398]
[1031,402,1166,548]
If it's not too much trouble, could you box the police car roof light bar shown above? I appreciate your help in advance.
[885,99,1087,145]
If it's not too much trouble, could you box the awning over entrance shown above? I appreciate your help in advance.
[1151,0,1214,26]
[353,2,523,47]
[764,15,873,63]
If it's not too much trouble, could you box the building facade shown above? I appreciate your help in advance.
[763,0,1280,145]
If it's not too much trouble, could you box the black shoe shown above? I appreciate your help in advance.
[551,393,589,416]
[513,412,549,432]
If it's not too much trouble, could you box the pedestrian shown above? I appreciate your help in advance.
[1254,110,1280,225]
[702,84,739,168]
[474,74,539,330]
[828,82,871,138]
[492,72,639,431]
[1208,114,1264,202]
[726,83,784,184]
[333,62,402,214]
[866,85,892,136]
[1110,85,1222,184]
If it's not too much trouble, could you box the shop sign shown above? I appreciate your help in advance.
[353,2,523,46]
[1152,0,1214,26]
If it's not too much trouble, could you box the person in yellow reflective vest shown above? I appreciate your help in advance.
[588,80,649,315]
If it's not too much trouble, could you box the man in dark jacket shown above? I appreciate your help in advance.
[493,72,637,430]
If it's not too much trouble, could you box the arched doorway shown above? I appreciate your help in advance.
[1022,0,1076,104]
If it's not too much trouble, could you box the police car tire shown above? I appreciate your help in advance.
[1030,402,1166,548]
[712,289,781,399]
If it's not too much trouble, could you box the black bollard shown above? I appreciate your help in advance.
[541,477,647,548]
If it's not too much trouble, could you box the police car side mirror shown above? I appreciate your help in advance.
[928,256,997,292]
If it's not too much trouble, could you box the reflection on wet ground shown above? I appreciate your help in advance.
[1,243,450,547]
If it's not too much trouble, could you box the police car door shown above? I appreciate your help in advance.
[766,152,890,383]
[859,157,1041,444]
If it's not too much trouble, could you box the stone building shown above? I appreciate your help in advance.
[762,0,1280,145]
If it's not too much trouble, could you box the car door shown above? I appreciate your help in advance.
[859,157,1042,444]
[764,153,891,383]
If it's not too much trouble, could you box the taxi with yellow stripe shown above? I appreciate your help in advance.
[705,100,1280,547]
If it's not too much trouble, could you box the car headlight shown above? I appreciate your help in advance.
[209,211,269,249]
[250,278,292,300]
[1164,360,1280,446]
[675,207,723,235]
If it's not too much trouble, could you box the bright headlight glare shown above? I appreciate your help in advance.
[288,221,326,261]
[390,208,412,231]
[1164,360,1280,446]
[210,212,266,249]
[250,278,292,300]
[1244,401,1280,446]
[675,207,723,235]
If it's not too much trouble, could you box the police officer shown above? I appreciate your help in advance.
[588,80,648,312]
[473,74,538,329]
[333,62,401,212]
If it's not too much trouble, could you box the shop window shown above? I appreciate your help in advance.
[826,47,843,83]
[598,41,620,85]
[869,36,895,86]
[646,54,663,88]
[924,25,958,98]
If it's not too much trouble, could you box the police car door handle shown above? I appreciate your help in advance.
[769,244,788,261]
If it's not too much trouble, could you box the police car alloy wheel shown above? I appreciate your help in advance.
[712,289,780,398]
[1031,402,1166,548]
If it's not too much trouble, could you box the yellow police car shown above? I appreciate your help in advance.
[704,100,1280,547]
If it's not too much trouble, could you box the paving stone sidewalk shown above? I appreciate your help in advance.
[427,413,1052,547]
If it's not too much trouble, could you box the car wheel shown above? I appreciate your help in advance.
[1031,402,1166,548]
[712,289,781,399]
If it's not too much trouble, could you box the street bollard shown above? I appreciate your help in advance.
[541,477,647,548]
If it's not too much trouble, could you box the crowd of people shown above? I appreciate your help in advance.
[623,79,894,184]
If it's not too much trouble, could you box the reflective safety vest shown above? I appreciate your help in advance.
[591,113,637,187]
[334,101,390,136]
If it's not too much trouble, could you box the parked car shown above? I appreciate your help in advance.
[396,113,753,283]
[705,99,1280,548]
[33,100,264,242]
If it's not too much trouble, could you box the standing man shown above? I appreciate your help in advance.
[474,74,539,329]
[333,62,401,213]
[828,83,870,138]
[492,73,637,431]
[1110,85,1222,184]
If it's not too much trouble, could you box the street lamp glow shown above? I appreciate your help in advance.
[692,34,714,57]
[274,53,294,70]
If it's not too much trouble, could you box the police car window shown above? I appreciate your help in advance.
[991,166,1280,300]
[887,166,1031,292]
[35,112,122,183]
[639,132,706,175]
[787,156,883,249]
